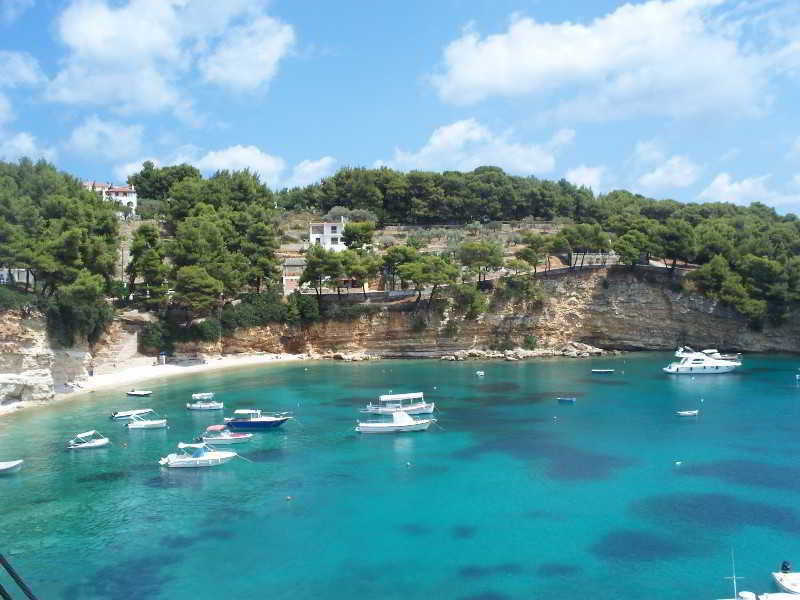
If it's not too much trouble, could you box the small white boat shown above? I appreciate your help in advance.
[67,430,110,450]
[591,369,615,374]
[557,397,577,404]
[475,371,485,377]
[186,392,223,411]
[664,351,740,374]
[361,392,435,415]
[676,410,699,417]
[734,592,798,599]
[111,408,155,420]
[773,562,800,594]
[126,389,152,397]
[159,442,237,468]
[355,410,436,434]
[201,425,253,445]
[0,459,23,474]
[126,411,167,429]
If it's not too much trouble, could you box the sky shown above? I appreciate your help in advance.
[1,0,799,211]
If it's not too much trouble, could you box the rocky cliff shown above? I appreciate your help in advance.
[178,267,800,358]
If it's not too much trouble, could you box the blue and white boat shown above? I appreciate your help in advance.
[224,409,291,431]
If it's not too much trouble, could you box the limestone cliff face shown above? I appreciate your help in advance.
[177,267,800,357]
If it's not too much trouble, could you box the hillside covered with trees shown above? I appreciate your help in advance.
[3,158,800,352]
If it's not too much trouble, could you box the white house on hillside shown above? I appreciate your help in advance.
[83,181,138,213]
[308,216,347,251]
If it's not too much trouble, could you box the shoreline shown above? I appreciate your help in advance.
[0,353,310,417]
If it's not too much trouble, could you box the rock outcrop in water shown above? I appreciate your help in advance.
[3,266,800,405]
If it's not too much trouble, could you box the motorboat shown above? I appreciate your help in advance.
[664,351,741,374]
[159,442,237,468]
[676,410,699,417]
[361,392,435,415]
[201,425,253,445]
[557,397,577,404]
[773,562,800,594]
[67,430,110,450]
[0,460,23,474]
[355,410,436,434]
[733,592,798,599]
[111,408,155,420]
[126,389,152,397]
[224,409,291,430]
[126,411,167,429]
[186,392,223,411]
[591,369,615,374]
[475,371,485,377]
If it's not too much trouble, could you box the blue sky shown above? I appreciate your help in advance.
[1,0,799,211]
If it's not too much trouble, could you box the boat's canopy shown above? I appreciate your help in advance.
[392,411,415,425]
[233,409,261,416]
[206,424,226,432]
[378,392,423,403]
[75,430,97,438]
[178,442,207,449]
[192,392,214,400]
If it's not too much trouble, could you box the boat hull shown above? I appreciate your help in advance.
[362,402,435,415]
[159,452,236,468]
[356,421,434,433]
[0,460,23,474]
[111,409,154,420]
[186,402,224,410]
[226,417,290,430]
[127,419,167,429]
[201,433,253,444]
[773,572,800,594]
[126,391,152,397]
[663,364,738,374]
[68,438,110,450]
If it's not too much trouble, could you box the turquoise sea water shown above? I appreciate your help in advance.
[2,353,800,599]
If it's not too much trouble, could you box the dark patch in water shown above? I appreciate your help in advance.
[241,448,285,463]
[399,523,431,536]
[458,592,513,600]
[680,459,800,491]
[590,529,690,561]
[320,472,360,486]
[455,431,633,481]
[61,552,180,600]
[458,563,524,578]
[161,534,197,549]
[633,492,800,533]
[204,529,234,539]
[473,382,521,393]
[574,378,629,386]
[451,525,477,539]
[76,470,128,483]
[536,563,582,577]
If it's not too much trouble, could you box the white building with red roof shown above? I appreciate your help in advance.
[82,181,138,213]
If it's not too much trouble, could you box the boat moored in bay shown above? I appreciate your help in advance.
[159,442,237,468]
[664,351,741,374]
[67,430,110,450]
[201,425,253,445]
[361,392,435,415]
[224,409,291,430]
[186,392,224,410]
[0,459,23,474]
[356,410,436,434]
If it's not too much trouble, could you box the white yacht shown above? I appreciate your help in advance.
[186,392,223,410]
[361,392,435,415]
[159,442,237,468]
[664,351,741,374]
[675,346,741,361]
[355,410,436,434]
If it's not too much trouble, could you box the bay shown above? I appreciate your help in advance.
[2,353,800,599]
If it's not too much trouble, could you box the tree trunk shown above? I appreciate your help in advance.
[362,283,367,300]
[671,257,677,272]
[428,284,439,307]
[579,252,586,270]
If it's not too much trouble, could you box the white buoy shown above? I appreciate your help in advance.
[674,461,683,466]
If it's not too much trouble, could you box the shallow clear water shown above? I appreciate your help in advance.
[2,353,800,599]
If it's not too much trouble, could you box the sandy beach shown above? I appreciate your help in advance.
[0,353,310,416]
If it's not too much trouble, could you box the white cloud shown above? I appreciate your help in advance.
[638,156,701,191]
[0,51,45,87]
[0,132,56,162]
[113,157,159,181]
[719,147,741,162]
[377,119,574,174]
[1,0,34,24]
[199,16,295,91]
[47,0,294,116]
[699,172,800,206]
[68,115,143,160]
[634,139,665,164]
[565,165,607,190]
[194,145,286,188]
[284,156,337,189]
[432,1,774,121]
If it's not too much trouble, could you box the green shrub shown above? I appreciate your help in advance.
[287,291,320,324]
[139,321,169,352]
[322,302,381,320]
[0,286,31,311]
[523,335,537,350]
[186,319,221,342]
[451,284,487,319]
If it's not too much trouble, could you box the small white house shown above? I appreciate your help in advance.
[83,181,138,213]
[309,217,347,251]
